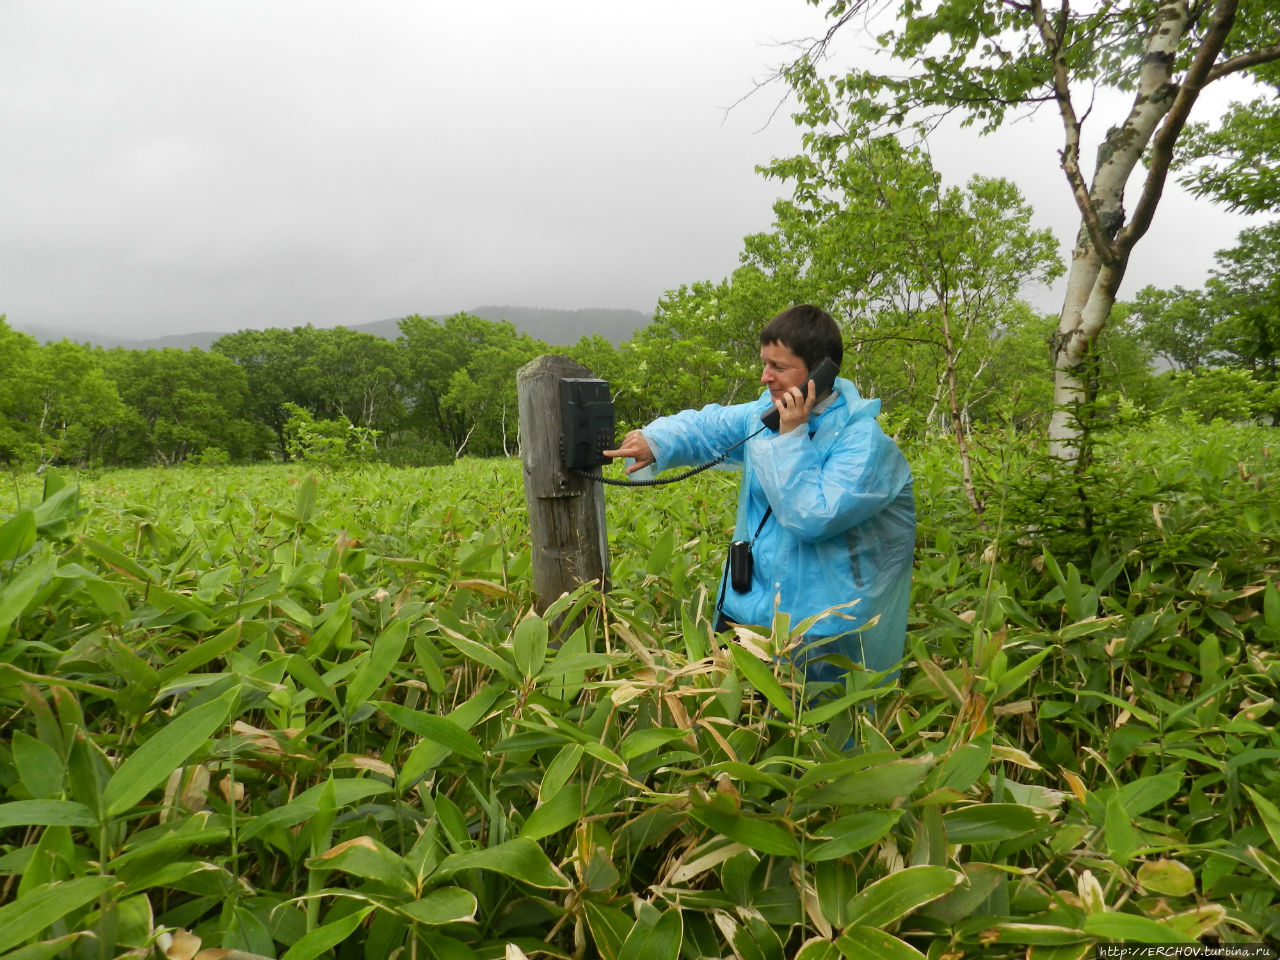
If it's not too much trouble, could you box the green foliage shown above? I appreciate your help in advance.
[0,317,40,466]
[1122,285,1223,373]
[282,403,380,468]
[1115,223,1280,428]
[99,346,264,466]
[1177,62,1280,214]
[397,312,546,458]
[754,142,1063,436]
[1,424,1278,956]
[1157,369,1280,425]
[1206,222,1280,388]
[789,0,1280,450]
[636,144,1064,442]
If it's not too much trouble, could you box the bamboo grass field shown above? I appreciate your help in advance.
[1,419,1278,958]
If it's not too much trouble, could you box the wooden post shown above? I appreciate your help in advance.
[516,354,610,615]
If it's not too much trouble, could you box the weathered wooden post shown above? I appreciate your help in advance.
[516,355,610,615]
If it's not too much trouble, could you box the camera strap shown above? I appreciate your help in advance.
[714,505,773,618]
[748,506,773,546]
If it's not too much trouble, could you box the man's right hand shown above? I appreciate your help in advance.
[602,430,654,475]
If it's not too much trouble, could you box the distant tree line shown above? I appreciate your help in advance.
[2,218,1277,472]
[0,313,550,469]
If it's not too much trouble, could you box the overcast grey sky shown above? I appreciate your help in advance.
[0,1,1264,339]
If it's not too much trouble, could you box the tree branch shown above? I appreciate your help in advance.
[1031,0,1120,265]
[1206,41,1280,81]
[1120,0,1240,251]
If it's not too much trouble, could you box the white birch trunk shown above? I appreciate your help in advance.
[1047,0,1247,456]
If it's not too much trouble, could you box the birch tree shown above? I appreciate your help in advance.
[784,0,1280,455]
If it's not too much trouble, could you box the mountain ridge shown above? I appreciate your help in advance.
[12,305,651,351]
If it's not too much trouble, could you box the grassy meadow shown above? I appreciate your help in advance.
[1,420,1278,959]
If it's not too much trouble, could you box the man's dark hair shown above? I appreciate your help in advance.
[759,304,844,373]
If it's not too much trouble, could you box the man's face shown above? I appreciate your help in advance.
[759,342,810,401]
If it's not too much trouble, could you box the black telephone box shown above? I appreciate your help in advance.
[559,378,615,469]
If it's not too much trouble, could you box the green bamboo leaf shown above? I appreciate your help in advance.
[157,623,242,686]
[79,576,128,623]
[111,859,233,898]
[273,594,314,629]
[78,535,154,583]
[520,784,584,842]
[919,863,1006,923]
[795,940,841,960]
[308,597,352,658]
[836,925,926,959]
[0,510,36,565]
[842,865,962,929]
[620,727,691,761]
[280,905,374,960]
[584,900,632,960]
[1079,690,1160,727]
[1162,904,1228,941]
[240,778,391,843]
[0,877,118,952]
[103,686,239,817]
[938,732,992,793]
[689,805,798,858]
[538,651,622,679]
[1265,579,1280,629]
[816,858,857,927]
[284,652,339,708]
[11,732,65,799]
[377,701,483,762]
[1104,796,1139,866]
[1081,911,1196,944]
[0,800,96,829]
[308,836,414,893]
[397,684,506,786]
[1040,550,1066,590]
[733,910,785,960]
[1199,634,1222,687]
[618,907,682,960]
[30,482,78,540]
[139,585,215,630]
[0,931,92,959]
[581,739,627,770]
[808,755,935,807]
[539,742,583,804]
[0,548,55,644]
[294,474,319,524]
[434,624,520,683]
[644,528,676,577]
[1136,859,1196,898]
[808,809,904,861]
[1247,844,1280,886]
[994,646,1056,698]
[1244,785,1280,854]
[437,836,570,889]
[728,642,794,720]
[399,887,478,925]
[345,617,411,711]
[991,923,1089,945]
[800,685,882,725]
[942,803,1046,844]
[513,613,549,680]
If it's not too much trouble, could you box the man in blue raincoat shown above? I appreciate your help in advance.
[603,305,915,683]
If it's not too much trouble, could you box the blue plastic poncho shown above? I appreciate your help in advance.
[640,378,915,678]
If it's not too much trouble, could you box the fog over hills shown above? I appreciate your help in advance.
[12,305,651,351]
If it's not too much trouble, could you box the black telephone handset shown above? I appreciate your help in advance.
[760,357,840,431]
